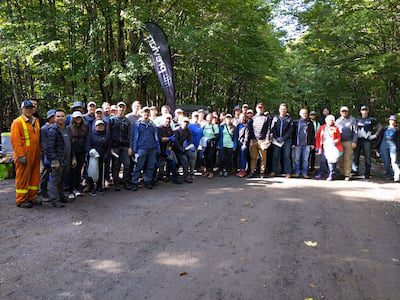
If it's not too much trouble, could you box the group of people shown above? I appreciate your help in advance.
[9,98,399,209]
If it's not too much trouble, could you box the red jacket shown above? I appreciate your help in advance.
[315,124,343,153]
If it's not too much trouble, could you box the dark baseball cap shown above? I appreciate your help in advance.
[21,100,34,108]
[72,101,83,109]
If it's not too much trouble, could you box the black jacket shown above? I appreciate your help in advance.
[67,123,88,154]
[47,124,73,164]
[174,127,193,153]
[86,129,110,157]
[292,119,315,146]
[109,116,132,148]
[271,114,294,141]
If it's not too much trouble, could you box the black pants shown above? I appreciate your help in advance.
[69,152,85,193]
[177,152,190,177]
[219,147,233,172]
[39,163,51,196]
[205,145,217,171]
[112,147,131,186]
[353,139,372,176]
[309,148,316,172]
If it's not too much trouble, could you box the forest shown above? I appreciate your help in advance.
[0,0,399,130]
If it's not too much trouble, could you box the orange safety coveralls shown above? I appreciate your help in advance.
[10,115,41,205]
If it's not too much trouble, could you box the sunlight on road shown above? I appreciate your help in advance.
[85,259,124,274]
[155,252,201,268]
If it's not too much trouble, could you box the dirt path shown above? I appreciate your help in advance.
[0,177,399,300]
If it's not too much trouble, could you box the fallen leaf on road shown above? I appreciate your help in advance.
[73,221,82,226]
[240,218,248,223]
[304,241,318,247]
[304,298,314,300]
[179,272,188,276]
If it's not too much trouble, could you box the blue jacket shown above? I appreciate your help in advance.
[188,123,203,148]
[218,124,238,149]
[131,120,160,153]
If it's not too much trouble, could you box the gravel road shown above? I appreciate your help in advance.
[0,176,399,300]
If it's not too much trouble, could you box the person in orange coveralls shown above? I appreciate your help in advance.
[10,100,41,208]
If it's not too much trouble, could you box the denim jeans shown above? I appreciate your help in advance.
[132,148,157,184]
[294,145,311,176]
[238,143,248,170]
[186,149,197,176]
[352,139,371,176]
[272,139,292,174]
[380,140,400,181]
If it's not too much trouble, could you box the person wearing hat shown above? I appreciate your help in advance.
[378,115,400,182]
[173,117,194,183]
[65,101,84,126]
[10,100,41,208]
[218,114,237,177]
[242,104,249,115]
[47,109,76,208]
[110,105,118,118]
[109,101,132,190]
[174,108,185,126]
[102,102,111,123]
[335,106,358,180]
[38,109,57,199]
[84,101,97,130]
[197,109,207,128]
[232,105,241,127]
[309,111,320,172]
[157,113,182,184]
[67,111,88,199]
[130,106,160,191]
[352,105,383,179]
[86,119,110,195]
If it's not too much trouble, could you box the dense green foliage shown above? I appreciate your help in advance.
[0,0,282,129]
[282,0,400,118]
[0,0,399,130]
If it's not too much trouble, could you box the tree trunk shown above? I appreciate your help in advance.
[7,59,20,110]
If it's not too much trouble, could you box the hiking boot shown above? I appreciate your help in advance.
[74,190,82,197]
[172,177,184,184]
[219,170,224,177]
[51,200,65,208]
[31,198,42,206]
[268,172,276,178]
[247,172,256,178]
[207,172,214,179]
[17,202,33,209]
[314,174,324,180]
[184,176,193,183]
[145,182,153,189]
[201,171,209,178]
[223,171,228,177]
[114,184,121,191]
[68,193,75,200]
[151,180,158,187]
[131,184,138,191]
[327,176,333,181]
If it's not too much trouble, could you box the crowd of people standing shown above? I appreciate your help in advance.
[9,99,400,209]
